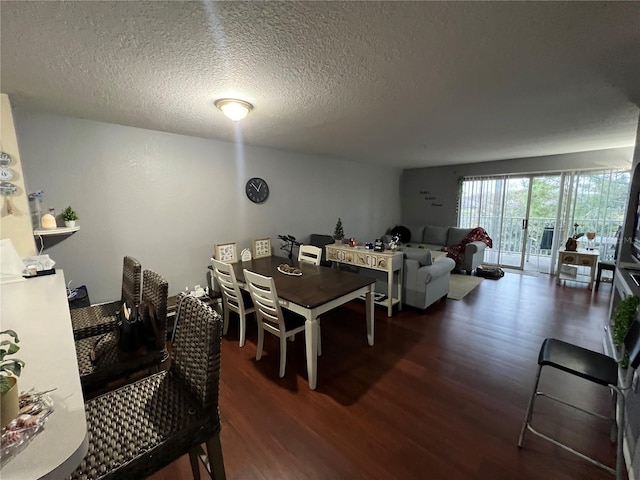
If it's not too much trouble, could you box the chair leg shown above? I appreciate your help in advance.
[206,433,227,480]
[256,324,264,361]
[612,386,625,480]
[222,304,229,335]
[518,364,543,447]
[238,310,246,347]
[279,335,287,377]
[188,446,202,480]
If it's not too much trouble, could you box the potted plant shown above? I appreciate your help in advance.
[612,294,639,368]
[62,205,78,227]
[1,329,24,428]
[334,218,344,244]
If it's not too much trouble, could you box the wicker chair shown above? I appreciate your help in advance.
[75,269,168,396]
[71,256,142,340]
[70,294,226,480]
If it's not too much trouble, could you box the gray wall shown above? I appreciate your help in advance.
[15,111,401,302]
[401,147,634,227]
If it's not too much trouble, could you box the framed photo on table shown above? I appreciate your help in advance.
[253,238,271,259]
[214,242,237,263]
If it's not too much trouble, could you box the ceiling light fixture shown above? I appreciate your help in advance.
[214,98,253,122]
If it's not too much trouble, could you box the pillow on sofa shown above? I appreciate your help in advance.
[423,225,448,246]
[403,248,432,266]
[391,225,412,243]
[405,225,425,245]
[447,227,473,247]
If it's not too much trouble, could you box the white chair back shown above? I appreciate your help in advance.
[211,258,254,346]
[211,258,243,312]
[298,245,322,266]
[243,269,284,333]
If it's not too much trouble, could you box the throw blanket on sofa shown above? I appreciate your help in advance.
[443,227,493,268]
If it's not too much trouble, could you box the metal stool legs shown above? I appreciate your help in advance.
[518,363,625,480]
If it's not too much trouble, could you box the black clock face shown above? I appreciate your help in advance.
[245,177,269,204]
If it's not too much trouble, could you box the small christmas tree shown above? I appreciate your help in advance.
[334,218,344,240]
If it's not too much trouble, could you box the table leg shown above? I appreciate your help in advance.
[366,285,375,346]
[387,269,393,317]
[305,317,318,390]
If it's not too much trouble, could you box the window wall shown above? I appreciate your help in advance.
[459,169,630,273]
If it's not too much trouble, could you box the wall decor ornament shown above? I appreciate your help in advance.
[214,242,237,263]
[253,238,271,258]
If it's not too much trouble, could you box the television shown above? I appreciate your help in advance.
[631,192,640,265]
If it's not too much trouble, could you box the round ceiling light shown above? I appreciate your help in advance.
[214,98,253,122]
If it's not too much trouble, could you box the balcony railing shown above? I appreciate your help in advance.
[474,216,621,263]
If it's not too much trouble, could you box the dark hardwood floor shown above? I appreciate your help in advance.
[149,273,621,480]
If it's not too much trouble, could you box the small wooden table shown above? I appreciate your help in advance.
[556,248,600,288]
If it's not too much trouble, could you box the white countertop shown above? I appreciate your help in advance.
[1,271,88,479]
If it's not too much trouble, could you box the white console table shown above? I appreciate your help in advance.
[556,249,599,288]
[325,244,403,317]
[1,271,88,479]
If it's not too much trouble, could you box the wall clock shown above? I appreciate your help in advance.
[245,177,269,204]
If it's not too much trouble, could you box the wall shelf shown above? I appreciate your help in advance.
[33,226,80,236]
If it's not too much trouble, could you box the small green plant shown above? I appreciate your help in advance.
[62,205,78,221]
[0,330,24,393]
[612,295,639,368]
[334,218,344,240]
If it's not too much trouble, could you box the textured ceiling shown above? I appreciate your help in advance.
[1,1,639,168]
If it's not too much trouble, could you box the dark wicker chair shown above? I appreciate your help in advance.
[70,294,226,480]
[71,256,142,340]
[75,269,168,396]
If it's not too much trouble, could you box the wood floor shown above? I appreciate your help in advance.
[149,273,621,480]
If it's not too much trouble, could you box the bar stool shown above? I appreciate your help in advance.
[596,261,616,289]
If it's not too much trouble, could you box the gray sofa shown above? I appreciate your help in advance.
[372,247,455,311]
[402,248,456,310]
[390,224,489,274]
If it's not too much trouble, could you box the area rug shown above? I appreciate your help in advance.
[448,274,483,300]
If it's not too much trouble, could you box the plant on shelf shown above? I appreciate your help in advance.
[612,294,639,368]
[62,205,79,227]
[334,218,344,243]
[1,330,24,428]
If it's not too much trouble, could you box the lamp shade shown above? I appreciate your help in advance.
[214,98,253,122]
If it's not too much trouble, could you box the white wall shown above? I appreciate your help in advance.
[401,147,634,227]
[15,111,401,302]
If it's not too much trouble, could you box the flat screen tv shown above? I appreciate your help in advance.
[632,192,640,265]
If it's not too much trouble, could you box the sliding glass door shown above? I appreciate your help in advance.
[459,169,629,274]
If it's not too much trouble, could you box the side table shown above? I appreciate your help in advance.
[325,244,403,317]
[556,249,599,288]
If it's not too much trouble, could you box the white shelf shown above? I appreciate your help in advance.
[33,226,80,236]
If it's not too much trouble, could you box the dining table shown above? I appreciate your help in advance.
[231,256,375,390]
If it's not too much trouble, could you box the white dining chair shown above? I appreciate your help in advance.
[211,258,255,347]
[243,269,320,378]
[297,244,322,266]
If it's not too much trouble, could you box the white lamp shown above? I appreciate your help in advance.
[214,98,253,122]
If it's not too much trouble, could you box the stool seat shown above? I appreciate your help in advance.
[595,261,615,289]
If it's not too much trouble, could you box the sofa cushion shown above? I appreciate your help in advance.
[403,248,432,266]
[447,227,473,247]
[423,225,448,246]
[405,225,425,245]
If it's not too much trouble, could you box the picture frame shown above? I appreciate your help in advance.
[253,238,271,259]
[214,242,237,263]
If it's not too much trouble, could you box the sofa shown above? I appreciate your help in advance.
[370,247,455,311]
[386,224,490,274]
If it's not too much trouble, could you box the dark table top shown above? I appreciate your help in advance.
[232,256,375,310]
